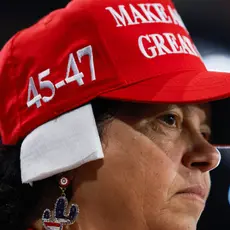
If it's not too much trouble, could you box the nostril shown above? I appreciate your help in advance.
[191,162,209,168]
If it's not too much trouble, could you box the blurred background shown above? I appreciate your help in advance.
[1,0,230,229]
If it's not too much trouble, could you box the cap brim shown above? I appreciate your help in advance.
[101,70,230,103]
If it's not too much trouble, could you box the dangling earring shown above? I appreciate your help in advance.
[42,176,79,230]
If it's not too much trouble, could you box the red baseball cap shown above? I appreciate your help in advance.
[0,0,229,183]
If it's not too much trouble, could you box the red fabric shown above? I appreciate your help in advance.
[1,0,230,145]
[43,222,60,227]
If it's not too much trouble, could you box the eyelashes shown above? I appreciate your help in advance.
[156,113,182,129]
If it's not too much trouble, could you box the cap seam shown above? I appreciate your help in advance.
[8,31,23,143]
[87,3,123,84]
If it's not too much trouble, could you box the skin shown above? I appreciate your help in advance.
[33,103,220,230]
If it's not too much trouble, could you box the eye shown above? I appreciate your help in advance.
[157,113,180,128]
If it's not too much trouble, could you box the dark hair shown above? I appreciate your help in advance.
[0,98,120,230]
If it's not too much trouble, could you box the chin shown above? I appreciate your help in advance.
[150,219,197,230]
[146,211,200,230]
[169,217,198,230]
[168,195,205,222]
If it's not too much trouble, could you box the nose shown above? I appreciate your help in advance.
[182,137,221,172]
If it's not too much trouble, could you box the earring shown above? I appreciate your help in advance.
[42,176,79,230]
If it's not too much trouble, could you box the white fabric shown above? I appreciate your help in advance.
[194,38,230,72]
[20,104,104,184]
[203,54,230,73]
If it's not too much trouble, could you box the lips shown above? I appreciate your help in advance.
[177,185,208,202]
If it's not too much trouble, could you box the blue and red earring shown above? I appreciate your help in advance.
[42,176,79,230]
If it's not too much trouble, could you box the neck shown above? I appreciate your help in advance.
[70,188,147,230]
[73,205,147,230]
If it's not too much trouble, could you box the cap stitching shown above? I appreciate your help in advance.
[86,2,122,84]
[8,31,23,143]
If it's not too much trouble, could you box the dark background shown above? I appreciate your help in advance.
[1,1,230,229]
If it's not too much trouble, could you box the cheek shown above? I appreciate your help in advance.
[104,125,179,213]
[154,133,191,168]
[140,125,184,163]
[140,140,179,213]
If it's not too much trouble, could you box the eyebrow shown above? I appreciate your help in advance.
[165,104,180,110]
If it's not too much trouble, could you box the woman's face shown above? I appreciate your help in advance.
[73,103,220,230]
